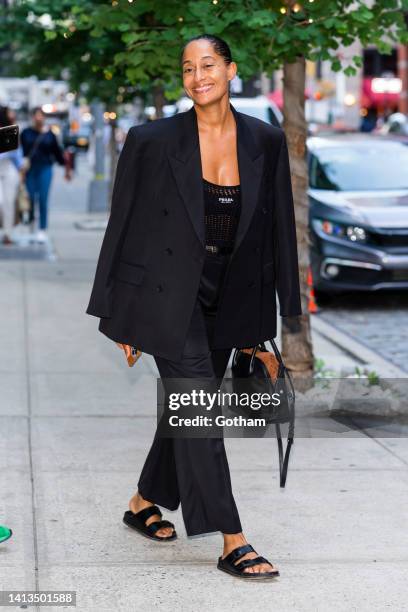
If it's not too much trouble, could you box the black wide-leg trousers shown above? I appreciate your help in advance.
[137,253,243,537]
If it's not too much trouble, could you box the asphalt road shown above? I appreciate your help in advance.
[317,290,408,374]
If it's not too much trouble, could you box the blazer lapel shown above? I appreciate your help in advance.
[167,102,265,257]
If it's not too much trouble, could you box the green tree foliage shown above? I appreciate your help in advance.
[1,1,407,104]
[2,0,407,373]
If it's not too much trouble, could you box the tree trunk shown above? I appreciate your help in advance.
[281,56,314,382]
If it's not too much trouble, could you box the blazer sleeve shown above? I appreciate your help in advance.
[85,126,140,319]
[271,130,303,317]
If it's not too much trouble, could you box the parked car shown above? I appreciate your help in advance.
[227,95,282,127]
[374,112,408,145]
[62,123,91,151]
[377,112,408,137]
[308,135,408,297]
[175,95,282,127]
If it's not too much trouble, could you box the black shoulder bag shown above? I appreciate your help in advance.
[230,339,295,487]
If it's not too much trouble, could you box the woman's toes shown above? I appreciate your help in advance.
[157,526,174,538]
[244,562,276,574]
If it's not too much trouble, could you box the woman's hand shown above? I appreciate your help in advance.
[116,342,132,360]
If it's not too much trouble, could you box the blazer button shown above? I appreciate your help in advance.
[248,280,256,288]
[262,207,268,215]
[156,284,163,292]
[162,208,169,215]
[165,247,173,255]
[254,246,260,254]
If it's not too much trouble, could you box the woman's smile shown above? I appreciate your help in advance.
[193,84,214,94]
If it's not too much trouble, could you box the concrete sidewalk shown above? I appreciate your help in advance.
[1,158,408,611]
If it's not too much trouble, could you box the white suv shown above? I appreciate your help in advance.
[175,95,282,127]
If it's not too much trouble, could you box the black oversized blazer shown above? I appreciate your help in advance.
[86,102,302,361]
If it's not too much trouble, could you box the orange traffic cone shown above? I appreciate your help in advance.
[307,266,319,314]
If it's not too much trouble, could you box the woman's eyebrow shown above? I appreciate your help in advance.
[182,55,216,65]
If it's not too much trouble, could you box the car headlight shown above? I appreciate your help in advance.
[313,219,367,243]
[346,225,367,242]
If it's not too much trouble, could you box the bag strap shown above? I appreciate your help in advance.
[232,344,259,374]
[275,423,294,488]
[269,339,295,486]
[232,340,296,487]
[268,338,285,367]
[233,339,288,377]
[27,130,48,160]
[268,338,296,402]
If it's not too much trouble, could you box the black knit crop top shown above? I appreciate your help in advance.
[203,178,241,250]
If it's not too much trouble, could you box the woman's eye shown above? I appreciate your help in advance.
[183,64,214,74]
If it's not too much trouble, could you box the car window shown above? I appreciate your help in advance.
[234,105,268,122]
[267,107,280,127]
[233,104,281,126]
[309,144,408,191]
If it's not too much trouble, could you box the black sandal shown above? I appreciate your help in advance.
[123,504,177,541]
[217,544,280,580]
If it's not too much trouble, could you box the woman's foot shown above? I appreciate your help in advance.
[128,492,174,538]
[36,230,48,244]
[222,532,278,575]
[2,235,14,245]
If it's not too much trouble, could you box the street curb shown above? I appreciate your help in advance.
[311,314,408,378]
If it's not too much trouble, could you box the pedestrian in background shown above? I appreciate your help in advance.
[0,105,24,245]
[21,107,71,244]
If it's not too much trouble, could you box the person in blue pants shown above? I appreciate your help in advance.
[21,107,71,243]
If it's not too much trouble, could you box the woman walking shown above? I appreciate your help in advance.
[0,106,24,245]
[86,34,302,579]
[21,107,70,243]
